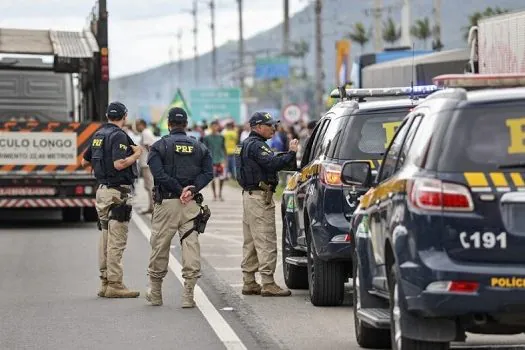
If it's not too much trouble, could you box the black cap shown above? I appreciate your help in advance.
[106,101,128,119]
[168,107,188,124]
[249,112,279,127]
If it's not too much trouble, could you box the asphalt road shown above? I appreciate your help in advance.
[1,182,525,350]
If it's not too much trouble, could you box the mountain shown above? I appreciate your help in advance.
[110,0,525,121]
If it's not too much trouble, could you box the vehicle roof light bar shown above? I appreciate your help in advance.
[329,85,439,100]
[433,74,525,88]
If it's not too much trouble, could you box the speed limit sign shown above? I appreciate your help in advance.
[282,104,302,124]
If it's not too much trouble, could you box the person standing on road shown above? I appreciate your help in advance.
[235,112,299,297]
[81,101,141,299]
[223,121,239,179]
[135,119,156,214]
[203,120,227,201]
[145,107,213,308]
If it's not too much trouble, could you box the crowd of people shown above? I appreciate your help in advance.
[121,116,317,211]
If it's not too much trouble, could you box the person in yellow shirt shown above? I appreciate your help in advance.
[222,122,239,179]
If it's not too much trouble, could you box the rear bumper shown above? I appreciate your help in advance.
[311,214,352,261]
[0,197,96,208]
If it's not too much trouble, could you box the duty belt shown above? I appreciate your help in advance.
[160,192,180,199]
[98,184,133,194]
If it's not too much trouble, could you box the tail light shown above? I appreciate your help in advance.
[75,185,84,195]
[407,178,474,212]
[426,280,479,294]
[101,48,109,82]
[319,163,342,186]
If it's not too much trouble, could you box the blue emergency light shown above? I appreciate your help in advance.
[330,85,440,100]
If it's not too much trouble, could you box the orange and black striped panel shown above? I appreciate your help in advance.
[0,121,101,173]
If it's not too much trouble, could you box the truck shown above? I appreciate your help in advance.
[468,9,525,74]
[0,0,109,222]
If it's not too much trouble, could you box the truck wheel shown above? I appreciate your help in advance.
[62,207,81,223]
[307,233,345,306]
[282,225,308,289]
[83,207,99,222]
[389,265,450,350]
[353,254,390,348]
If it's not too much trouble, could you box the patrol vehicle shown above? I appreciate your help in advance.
[343,74,525,349]
[281,85,439,306]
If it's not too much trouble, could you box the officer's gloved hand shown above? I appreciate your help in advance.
[180,185,196,205]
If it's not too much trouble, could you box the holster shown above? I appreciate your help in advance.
[180,195,211,243]
[109,203,132,222]
[97,219,109,231]
[258,181,273,205]
[153,186,163,204]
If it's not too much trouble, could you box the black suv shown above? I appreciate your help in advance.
[345,74,525,349]
[281,86,439,306]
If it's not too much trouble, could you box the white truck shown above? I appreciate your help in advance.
[468,10,525,74]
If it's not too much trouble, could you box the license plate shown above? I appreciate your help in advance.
[0,187,56,196]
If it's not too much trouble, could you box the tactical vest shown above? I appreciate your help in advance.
[235,136,278,189]
[157,133,205,192]
[90,125,137,185]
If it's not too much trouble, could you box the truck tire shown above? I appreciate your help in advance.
[62,207,81,223]
[307,233,345,306]
[282,225,308,290]
[83,207,99,222]
[353,253,390,348]
[389,265,450,350]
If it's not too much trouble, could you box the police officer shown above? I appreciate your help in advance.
[81,101,141,298]
[235,112,299,297]
[145,107,213,307]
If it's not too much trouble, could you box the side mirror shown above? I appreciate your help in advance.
[341,161,372,187]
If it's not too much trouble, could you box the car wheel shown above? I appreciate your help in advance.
[353,254,390,348]
[306,231,345,306]
[389,265,450,350]
[62,207,81,223]
[282,225,308,289]
[83,207,99,222]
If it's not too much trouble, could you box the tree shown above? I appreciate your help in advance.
[347,22,370,52]
[289,40,310,79]
[432,24,444,51]
[463,7,508,40]
[410,17,432,49]
[382,17,401,46]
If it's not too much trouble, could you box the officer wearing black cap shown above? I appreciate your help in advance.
[235,111,298,297]
[82,101,141,299]
[145,107,213,308]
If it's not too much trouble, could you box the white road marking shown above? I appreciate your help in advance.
[131,210,247,350]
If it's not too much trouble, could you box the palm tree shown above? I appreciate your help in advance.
[432,24,444,51]
[463,7,508,40]
[347,22,370,52]
[382,17,401,45]
[410,17,432,49]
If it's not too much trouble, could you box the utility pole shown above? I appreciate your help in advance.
[433,0,442,49]
[237,0,245,92]
[401,0,412,47]
[192,0,199,84]
[282,0,290,108]
[373,0,383,52]
[96,0,108,121]
[314,0,323,120]
[209,0,217,85]
[177,29,183,88]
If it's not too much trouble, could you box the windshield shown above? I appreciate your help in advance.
[439,102,525,171]
[337,108,410,160]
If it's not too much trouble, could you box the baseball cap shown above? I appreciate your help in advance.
[249,112,279,127]
[168,107,188,124]
[106,101,128,119]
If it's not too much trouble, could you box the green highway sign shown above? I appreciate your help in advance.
[190,88,242,123]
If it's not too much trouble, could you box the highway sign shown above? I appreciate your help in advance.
[190,88,242,123]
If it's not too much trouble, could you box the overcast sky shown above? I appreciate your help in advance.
[0,0,309,78]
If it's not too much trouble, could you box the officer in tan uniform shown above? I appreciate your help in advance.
[82,101,141,298]
[145,107,213,307]
[235,112,299,296]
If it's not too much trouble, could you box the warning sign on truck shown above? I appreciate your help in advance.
[0,132,77,165]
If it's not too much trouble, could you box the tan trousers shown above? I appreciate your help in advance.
[141,167,154,211]
[95,185,133,283]
[148,198,201,281]
[241,191,277,285]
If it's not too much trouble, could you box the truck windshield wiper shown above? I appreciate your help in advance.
[498,162,525,169]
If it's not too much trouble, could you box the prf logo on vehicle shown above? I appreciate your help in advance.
[491,277,525,288]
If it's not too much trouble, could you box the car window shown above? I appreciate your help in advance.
[320,115,344,158]
[376,118,412,183]
[438,102,525,171]
[300,120,323,168]
[310,119,330,161]
[336,108,410,161]
[396,115,422,169]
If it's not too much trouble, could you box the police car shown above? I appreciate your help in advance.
[281,85,439,306]
[343,74,525,349]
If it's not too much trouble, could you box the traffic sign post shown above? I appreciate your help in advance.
[190,88,242,124]
[282,104,303,124]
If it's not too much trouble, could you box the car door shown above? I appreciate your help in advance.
[296,118,330,245]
